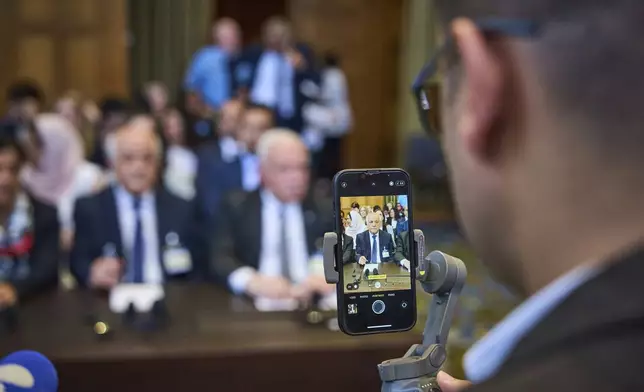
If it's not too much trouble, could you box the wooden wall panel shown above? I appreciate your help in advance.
[290,0,403,169]
[0,0,128,111]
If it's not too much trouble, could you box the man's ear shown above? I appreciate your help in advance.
[451,18,504,163]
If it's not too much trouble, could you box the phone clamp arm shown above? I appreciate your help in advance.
[321,230,468,392]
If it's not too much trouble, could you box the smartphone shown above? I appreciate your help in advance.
[333,169,417,335]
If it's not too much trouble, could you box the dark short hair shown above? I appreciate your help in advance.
[6,81,44,104]
[434,0,644,155]
[373,205,382,212]
[245,102,275,123]
[323,52,340,68]
[351,202,360,209]
[99,97,131,118]
[0,134,26,164]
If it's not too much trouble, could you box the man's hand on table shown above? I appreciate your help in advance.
[0,283,17,308]
[89,257,122,289]
[358,256,367,266]
[292,275,334,301]
[437,371,472,392]
[246,274,293,299]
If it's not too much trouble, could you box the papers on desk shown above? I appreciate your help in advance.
[254,292,337,312]
[109,284,165,313]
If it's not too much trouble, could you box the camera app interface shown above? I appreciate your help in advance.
[340,195,412,294]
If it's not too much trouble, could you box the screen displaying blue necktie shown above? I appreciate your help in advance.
[371,234,378,263]
[131,196,144,283]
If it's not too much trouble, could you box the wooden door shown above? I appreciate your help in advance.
[291,0,403,169]
[0,0,128,111]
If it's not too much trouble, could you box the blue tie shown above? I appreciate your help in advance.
[131,196,144,283]
[278,55,295,119]
[371,234,378,264]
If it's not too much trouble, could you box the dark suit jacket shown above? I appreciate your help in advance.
[210,190,333,286]
[469,244,644,392]
[355,230,395,264]
[342,233,354,265]
[232,43,321,132]
[70,186,207,287]
[7,197,60,299]
[394,230,410,264]
[194,142,243,217]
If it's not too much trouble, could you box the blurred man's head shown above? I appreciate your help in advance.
[99,98,130,133]
[218,100,244,138]
[214,18,241,54]
[162,109,185,146]
[237,104,274,153]
[143,82,169,115]
[258,129,310,203]
[366,212,382,235]
[262,16,292,51]
[6,81,44,120]
[114,116,161,195]
[0,137,23,209]
[434,1,644,295]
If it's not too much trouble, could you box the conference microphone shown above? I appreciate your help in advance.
[0,351,58,392]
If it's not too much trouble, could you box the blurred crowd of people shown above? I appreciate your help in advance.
[0,15,354,311]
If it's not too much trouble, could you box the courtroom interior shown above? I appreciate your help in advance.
[0,0,517,391]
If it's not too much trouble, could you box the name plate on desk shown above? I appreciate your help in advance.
[109,284,165,313]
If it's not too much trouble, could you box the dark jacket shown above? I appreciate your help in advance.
[470,243,644,392]
[210,190,333,286]
[5,196,60,299]
[355,229,395,264]
[394,230,410,264]
[342,233,354,265]
[70,186,208,286]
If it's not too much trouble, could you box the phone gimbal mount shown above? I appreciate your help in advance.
[323,229,467,392]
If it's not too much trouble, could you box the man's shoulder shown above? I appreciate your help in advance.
[223,189,260,210]
[75,187,111,210]
[29,195,57,224]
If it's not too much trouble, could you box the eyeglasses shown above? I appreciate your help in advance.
[412,18,543,135]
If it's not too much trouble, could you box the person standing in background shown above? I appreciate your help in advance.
[234,16,319,134]
[1,81,44,167]
[302,52,353,178]
[184,18,242,111]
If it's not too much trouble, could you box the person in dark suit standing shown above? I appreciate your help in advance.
[210,129,333,301]
[354,212,395,277]
[71,117,206,289]
[0,136,59,306]
[232,16,319,134]
[426,2,644,392]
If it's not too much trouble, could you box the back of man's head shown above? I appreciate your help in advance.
[433,0,644,296]
[435,0,644,158]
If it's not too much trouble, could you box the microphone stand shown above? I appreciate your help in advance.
[323,229,467,392]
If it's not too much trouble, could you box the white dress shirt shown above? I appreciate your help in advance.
[228,190,309,294]
[113,186,163,284]
[464,264,600,383]
[219,136,240,163]
[164,146,197,200]
[250,51,295,118]
[240,153,261,192]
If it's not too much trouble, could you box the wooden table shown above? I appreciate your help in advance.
[343,262,412,293]
[0,285,418,391]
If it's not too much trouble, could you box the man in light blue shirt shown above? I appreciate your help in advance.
[409,2,644,392]
[184,18,241,110]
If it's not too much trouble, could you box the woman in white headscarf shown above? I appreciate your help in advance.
[21,114,106,250]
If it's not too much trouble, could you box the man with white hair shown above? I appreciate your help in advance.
[71,117,207,289]
[210,129,334,302]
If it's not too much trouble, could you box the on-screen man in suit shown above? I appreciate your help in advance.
[71,116,207,289]
[431,2,644,392]
[342,233,354,265]
[210,129,334,301]
[354,212,395,277]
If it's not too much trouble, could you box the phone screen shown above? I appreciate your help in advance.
[335,169,416,334]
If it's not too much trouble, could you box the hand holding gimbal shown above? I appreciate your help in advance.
[322,229,467,392]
